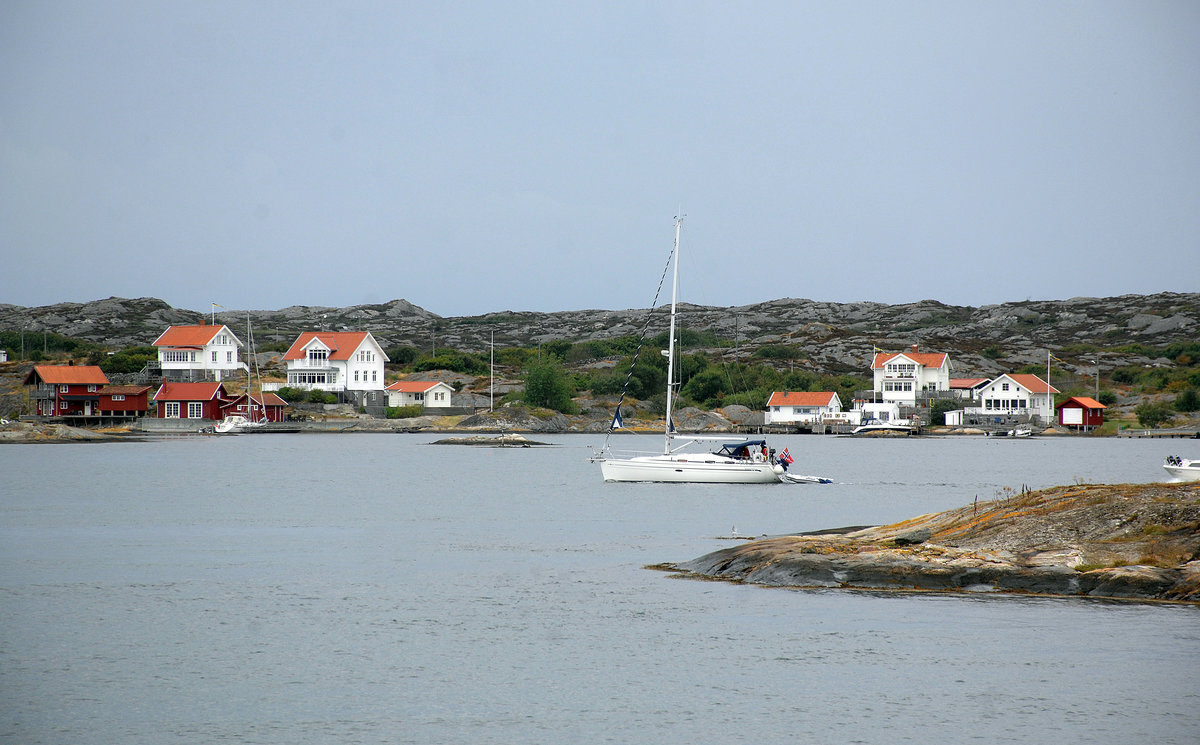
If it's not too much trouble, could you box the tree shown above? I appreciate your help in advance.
[1136,401,1175,429]
[523,358,576,413]
[1174,388,1200,413]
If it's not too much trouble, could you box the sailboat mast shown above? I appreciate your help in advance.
[663,216,681,455]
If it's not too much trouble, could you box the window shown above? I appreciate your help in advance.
[354,370,360,382]
[112,394,125,401]
[308,349,328,363]
[187,402,203,418]
[165,402,180,418]
[1001,383,1010,391]
[415,392,424,402]
[212,351,218,363]
[60,385,69,393]
[372,371,377,382]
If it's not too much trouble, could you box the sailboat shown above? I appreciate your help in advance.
[592,217,786,484]
[215,312,269,434]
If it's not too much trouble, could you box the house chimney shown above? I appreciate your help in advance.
[912,344,919,353]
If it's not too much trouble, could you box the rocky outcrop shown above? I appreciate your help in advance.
[2,293,1196,377]
[665,483,1200,603]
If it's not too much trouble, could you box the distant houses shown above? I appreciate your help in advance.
[965,373,1059,424]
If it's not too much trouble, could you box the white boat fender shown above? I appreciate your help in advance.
[772,463,783,475]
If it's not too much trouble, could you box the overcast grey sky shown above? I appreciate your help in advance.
[3,1,1197,317]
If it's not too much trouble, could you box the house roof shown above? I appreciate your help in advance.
[153,324,238,348]
[154,382,228,402]
[872,351,949,369]
[950,377,990,389]
[24,365,109,386]
[385,380,448,393]
[998,374,1060,395]
[1059,396,1106,410]
[767,391,838,407]
[283,331,384,361]
[99,385,151,396]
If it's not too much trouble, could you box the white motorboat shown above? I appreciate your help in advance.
[1163,455,1200,482]
[851,420,913,435]
[591,217,790,484]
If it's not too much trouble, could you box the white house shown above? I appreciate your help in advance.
[283,331,389,392]
[966,373,1059,423]
[872,345,951,404]
[765,391,842,425]
[385,380,455,409]
[152,323,244,382]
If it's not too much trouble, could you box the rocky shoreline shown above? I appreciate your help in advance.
[660,482,1200,604]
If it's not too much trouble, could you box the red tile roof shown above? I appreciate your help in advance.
[154,382,228,402]
[283,332,374,361]
[25,365,109,386]
[386,380,443,393]
[872,351,949,369]
[767,391,838,407]
[1059,396,1105,409]
[1005,374,1059,394]
[153,324,236,348]
[950,377,990,389]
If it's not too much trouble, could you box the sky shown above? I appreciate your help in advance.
[2,1,1198,318]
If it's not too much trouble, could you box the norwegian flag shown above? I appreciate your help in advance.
[780,447,794,465]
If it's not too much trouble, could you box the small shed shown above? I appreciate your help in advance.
[1057,396,1105,430]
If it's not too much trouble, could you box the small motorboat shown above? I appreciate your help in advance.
[782,473,833,484]
[1163,455,1200,482]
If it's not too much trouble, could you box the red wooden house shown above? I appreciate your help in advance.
[23,365,110,417]
[97,385,151,419]
[153,381,231,421]
[220,391,288,422]
[1057,396,1106,431]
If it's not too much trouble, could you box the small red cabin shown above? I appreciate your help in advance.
[97,385,151,418]
[220,391,288,422]
[1057,396,1106,431]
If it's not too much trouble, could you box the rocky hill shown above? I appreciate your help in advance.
[1,293,1196,379]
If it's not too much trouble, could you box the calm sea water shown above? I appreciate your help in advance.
[2,433,1198,744]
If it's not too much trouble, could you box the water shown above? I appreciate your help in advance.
[2,434,1197,744]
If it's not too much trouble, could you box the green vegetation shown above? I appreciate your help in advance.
[1175,388,1200,413]
[523,357,577,414]
[1135,401,1175,429]
[385,405,424,419]
[96,346,158,374]
[0,330,99,359]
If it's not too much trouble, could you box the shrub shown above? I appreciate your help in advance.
[1174,388,1200,413]
[523,357,576,414]
[1097,390,1118,406]
[1136,401,1175,428]
[385,405,424,419]
[307,390,338,404]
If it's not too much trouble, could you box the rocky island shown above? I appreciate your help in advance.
[662,482,1200,603]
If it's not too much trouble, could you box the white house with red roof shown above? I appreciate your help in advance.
[283,331,389,393]
[765,391,843,425]
[872,345,952,404]
[949,377,991,400]
[385,380,455,409]
[153,323,243,382]
[966,373,1059,423]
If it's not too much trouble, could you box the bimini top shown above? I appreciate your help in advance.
[713,440,768,458]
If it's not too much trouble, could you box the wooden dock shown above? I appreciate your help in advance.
[1117,428,1200,439]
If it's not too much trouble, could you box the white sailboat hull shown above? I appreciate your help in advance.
[599,455,783,483]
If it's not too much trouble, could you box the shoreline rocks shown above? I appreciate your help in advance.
[662,482,1200,603]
